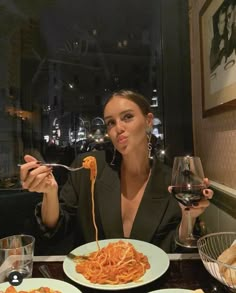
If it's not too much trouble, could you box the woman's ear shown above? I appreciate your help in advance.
[146,113,154,128]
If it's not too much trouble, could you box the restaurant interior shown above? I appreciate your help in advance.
[0,0,236,291]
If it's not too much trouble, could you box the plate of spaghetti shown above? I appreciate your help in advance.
[63,238,169,290]
[0,278,82,293]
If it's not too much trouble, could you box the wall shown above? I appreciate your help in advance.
[189,0,236,231]
[189,0,236,190]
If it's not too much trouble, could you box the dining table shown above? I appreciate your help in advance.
[32,253,231,293]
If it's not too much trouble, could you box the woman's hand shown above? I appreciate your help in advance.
[20,154,58,194]
[169,178,213,242]
[189,178,213,218]
[168,178,213,218]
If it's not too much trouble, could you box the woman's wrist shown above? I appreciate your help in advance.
[44,185,58,197]
[42,188,60,228]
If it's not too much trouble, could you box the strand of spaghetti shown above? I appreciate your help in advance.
[82,156,100,250]
[91,173,100,250]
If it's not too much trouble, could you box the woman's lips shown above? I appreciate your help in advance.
[117,135,127,144]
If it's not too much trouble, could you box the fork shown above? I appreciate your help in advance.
[41,163,84,172]
[17,163,84,172]
[67,252,88,261]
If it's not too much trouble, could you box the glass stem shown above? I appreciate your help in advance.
[186,208,194,239]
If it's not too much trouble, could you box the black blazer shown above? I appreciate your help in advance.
[36,150,181,253]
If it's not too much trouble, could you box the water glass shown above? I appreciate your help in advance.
[0,234,35,283]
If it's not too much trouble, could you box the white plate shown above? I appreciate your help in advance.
[0,278,82,292]
[149,289,193,293]
[63,238,170,291]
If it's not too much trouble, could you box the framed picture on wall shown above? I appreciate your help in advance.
[199,0,236,117]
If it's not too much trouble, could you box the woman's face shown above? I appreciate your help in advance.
[104,96,153,156]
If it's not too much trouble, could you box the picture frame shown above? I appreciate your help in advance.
[199,0,236,117]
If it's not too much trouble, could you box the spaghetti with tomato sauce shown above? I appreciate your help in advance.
[75,240,150,284]
[76,156,150,284]
[2,286,62,293]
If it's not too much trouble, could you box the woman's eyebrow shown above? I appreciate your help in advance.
[104,109,134,120]
[104,115,112,120]
[121,109,133,114]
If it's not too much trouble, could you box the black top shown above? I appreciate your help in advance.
[36,150,181,253]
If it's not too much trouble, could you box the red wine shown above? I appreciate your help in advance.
[171,185,204,206]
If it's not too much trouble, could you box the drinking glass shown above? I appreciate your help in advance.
[0,234,35,283]
[171,156,206,248]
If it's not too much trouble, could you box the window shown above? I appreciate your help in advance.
[0,0,164,189]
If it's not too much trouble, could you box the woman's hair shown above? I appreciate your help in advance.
[103,90,152,116]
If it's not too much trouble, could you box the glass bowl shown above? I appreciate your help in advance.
[197,232,236,292]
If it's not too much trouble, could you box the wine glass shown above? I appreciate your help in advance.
[171,156,206,248]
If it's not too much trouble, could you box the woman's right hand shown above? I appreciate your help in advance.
[20,154,58,194]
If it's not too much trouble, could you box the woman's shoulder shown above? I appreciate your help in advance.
[153,156,171,172]
[152,156,172,183]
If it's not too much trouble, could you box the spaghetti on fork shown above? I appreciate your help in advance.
[82,156,99,249]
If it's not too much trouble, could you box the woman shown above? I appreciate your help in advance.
[20,90,213,253]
